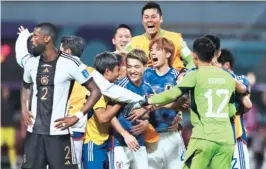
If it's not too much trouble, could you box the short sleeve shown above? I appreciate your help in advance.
[68,58,92,85]
[23,69,32,83]
[93,96,108,111]
[178,69,197,89]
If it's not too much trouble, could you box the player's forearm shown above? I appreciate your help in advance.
[21,83,31,112]
[91,70,143,102]
[241,96,252,114]
[148,86,183,105]
[96,104,122,124]
[235,80,247,94]
[183,54,195,69]
[15,31,31,68]
[81,80,101,115]
[110,117,129,138]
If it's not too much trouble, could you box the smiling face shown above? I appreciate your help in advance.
[126,58,146,86]
[112,27,132,51]
[142,8,162,37]
[31,27,46,56]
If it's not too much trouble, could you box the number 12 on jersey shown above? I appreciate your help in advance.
[204,89,230,118]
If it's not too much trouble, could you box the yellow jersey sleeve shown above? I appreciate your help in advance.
[93,96,109,111]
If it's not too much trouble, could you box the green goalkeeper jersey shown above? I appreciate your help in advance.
[148,66,236,145]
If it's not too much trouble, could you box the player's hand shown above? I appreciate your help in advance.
[127,107,148,121]
[130,119,149,136]
[17,25,32,38]
[22,111,34,127]
[122,132,140,151]
[54,116,79,130]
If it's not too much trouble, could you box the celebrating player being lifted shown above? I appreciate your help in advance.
[131,37,237,169]
[125,1,194,71]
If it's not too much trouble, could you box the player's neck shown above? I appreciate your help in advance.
[155,64,170,76]
[42,46,59,62]
[146,32,160,40]
[197,61,213,67]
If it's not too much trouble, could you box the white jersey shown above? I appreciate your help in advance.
[22,52,91,135]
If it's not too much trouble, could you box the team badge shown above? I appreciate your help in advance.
[164,83,173,91]
[40,75,49,85]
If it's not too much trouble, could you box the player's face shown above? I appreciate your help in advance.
[112,28,132,51]
[142,9,162,36]
[31,28,46,56]
[106,65,120,83]
[150,43,169,68]
[126,58,145,86]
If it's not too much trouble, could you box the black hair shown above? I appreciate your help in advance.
[203,34,221,50]
[35,22,58,45]
[193,37,216,62]
[113,24,132,37]
[218,48,235,70]
[142,1,162,16]
[60,36,86,57]
[93,52,120,75]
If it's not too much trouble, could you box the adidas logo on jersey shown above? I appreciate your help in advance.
[65,160,71,165]
[43,68,49,73]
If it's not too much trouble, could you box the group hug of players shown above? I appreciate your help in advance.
[15,1,252,169]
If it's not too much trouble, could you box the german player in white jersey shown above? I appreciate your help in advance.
[16,23,102,169]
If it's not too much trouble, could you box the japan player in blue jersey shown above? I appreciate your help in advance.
[143,37,186,169]
[217,49,252,169]
[108,49,153,169]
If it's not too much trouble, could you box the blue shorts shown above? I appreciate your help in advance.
[82,141,109,169]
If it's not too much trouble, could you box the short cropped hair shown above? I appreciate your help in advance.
[113,24,132,37]
[36,22,58,45]
[126,49,148,65]
[149,37,175,66]
[142,1,162,16]
[218,48,235,70]
[193,37,216,63]
[203,34,221,51]
[94,52,120,75]
[61,36,86,57]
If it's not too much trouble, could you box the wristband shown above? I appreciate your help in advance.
[75,111,84,119]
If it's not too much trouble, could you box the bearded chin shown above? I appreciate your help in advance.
[32,44,45,57]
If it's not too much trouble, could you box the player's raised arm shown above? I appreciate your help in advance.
[180,39,195,69]
[15,26,32,68]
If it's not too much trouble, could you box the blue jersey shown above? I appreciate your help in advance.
[143,67,179,132]
[111,77,154,147]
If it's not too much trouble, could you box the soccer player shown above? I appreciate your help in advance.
[109,49,153,169]
[204,34,249,95]
[143,37,186,169]
[133,37,237,169]
[59,35,154,169]
[112,24,132,78]
[16,23,101,169]
[217,49,252,169]
[125,1,194,71]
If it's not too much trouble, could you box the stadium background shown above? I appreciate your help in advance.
[1,1,266,169]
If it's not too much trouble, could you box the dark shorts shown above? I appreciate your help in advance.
[21,132,78,169]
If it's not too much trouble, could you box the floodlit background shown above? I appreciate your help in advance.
[1,1,266,169]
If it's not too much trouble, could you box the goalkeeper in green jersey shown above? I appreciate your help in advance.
[129,37,236,169]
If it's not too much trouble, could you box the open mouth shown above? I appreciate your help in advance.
[152,58,158,62]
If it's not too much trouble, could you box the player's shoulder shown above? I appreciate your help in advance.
[59,52,83,66]
[169,67,179,77]
[132,33,146,41]
[236,74,250,88]
[163,29,182,39]
[24,55,41,69]
[184,67,197,77]
[144,67,155,74]
[116,76,130,87]
[86,66,95,74]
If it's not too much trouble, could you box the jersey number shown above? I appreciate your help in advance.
[64,146,71,160]
[41,87,48,100]
[204,89,229,118]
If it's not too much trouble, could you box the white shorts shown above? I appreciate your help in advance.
[232,139,250,169]
[73,139,84,169]
[146,132,186,169]
[108,146,149,169]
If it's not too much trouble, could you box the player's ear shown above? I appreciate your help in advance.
[217,49,221,58]
[160,16,163,24]
[166,52,171,59]
[44,36,51,43]
[112,38,116,45]
[192,52,198,61]
[224,62,230,70]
